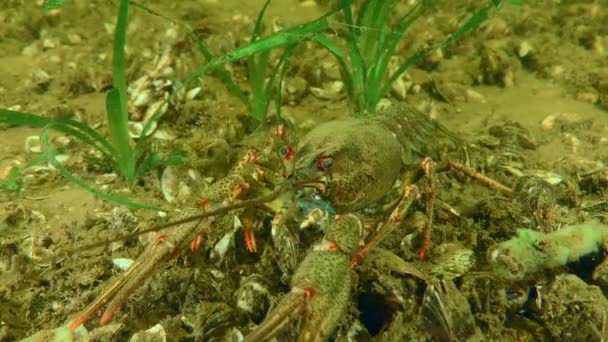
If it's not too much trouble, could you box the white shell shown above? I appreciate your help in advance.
[31,68,51,84]
[310,81,344,100]
[25,135,42,153]
[160,166,178,203]
[143,99,168,124]
[213,223,237,264]
[0,158,23,180]
[54,136,72,147]
[517,41,533,58]
[95,173,118,185]
[132,89,152,107]
[153,129,176,140]
[53,154,70,164]
[391,77,409,100]
[130,323,167,342]
[186,87,201,100]
[112,258,134,270]
[128,121,157,139]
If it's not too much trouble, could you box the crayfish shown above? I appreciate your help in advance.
[68,103,511,340]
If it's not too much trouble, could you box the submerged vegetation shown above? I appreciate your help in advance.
[3,0,608,340]
[0,0,508,208]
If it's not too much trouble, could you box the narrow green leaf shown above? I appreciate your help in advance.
[106,88,134,178]
[311,35,355,106]
[365,1,427,111]
[273,44,298,122]
[0,167,21,191]
[0,108,55,127]
[135,150,186,177]
[381,0,503,103]
[129,1,250,109]
[42,0,69,9]
[251,0,271,42]
[40,122,160,210]
[187,12,333,82]
[112,0,129,116]
[338,0,366,111]
[0,109,114,158]
[105,0,135,180]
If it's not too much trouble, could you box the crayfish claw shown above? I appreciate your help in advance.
[244,291,306,342]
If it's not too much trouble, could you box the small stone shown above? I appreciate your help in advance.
[576,90,599,104]
[112,258,134,270]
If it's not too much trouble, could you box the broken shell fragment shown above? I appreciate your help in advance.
[130,323,167,342]
[0,158,23,180]
[430,244,474,280]
[153,128,176,140]
[54,135,72,147]
[50,154,70,167]
[310,81,344,100]
[186,87,201,100]
[234,274,273,323]
[422,280,479,341]
[25,135,42,153]
[112,258,134,271]
[431,79,468,103]
[31,67,51,89]
[128,121,157,139]
[143,98,169,124]
[95,173,118,185]
[161,166,178,203]
[132,89,152,108]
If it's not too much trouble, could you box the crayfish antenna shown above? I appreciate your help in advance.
[69,215,201,331]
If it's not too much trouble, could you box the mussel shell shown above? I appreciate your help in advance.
[234,274,273,324]
[421,280,478,341]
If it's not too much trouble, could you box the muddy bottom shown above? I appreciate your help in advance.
[1,1,608,341]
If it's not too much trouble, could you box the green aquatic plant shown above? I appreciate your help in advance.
[0,0,334,207]
[42,0,69,10]
[314,0,516,115]
[0,166,21,192]
[0,0,180,208]
[133,0,306,126]
[490,223,608,280]
[246,0,293,124]
[182,10,336,124]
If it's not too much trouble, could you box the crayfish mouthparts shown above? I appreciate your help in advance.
[294,174,330,195]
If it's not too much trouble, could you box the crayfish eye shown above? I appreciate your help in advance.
[278,145,294,160]
[316,156,334,171]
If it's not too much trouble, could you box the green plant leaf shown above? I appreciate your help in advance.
[0,109,114,158]
[40,122,160,210]
[130,1,250,109]
[135,150,186,177]
[311,35,355,105]
[106,88,134,178]
[251,0,271,42]
[188,11,334,82]
[42,0,69,9]
[338,0,366,112]
[0,167,21,191]
[381,0,504,105]
[104,0,135,181]
[273,43,299,122]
